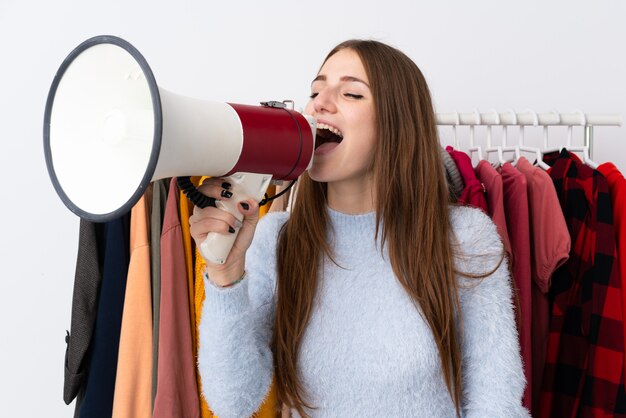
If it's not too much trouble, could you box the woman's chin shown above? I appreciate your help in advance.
[307,163,334,183]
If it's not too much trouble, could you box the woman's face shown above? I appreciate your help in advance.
[305,48,377,184]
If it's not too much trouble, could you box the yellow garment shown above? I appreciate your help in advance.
[259,184,275,218]
[180,176,201,347]
[194,178,279,417]
[112,193,153,418]
[192,245,213,417]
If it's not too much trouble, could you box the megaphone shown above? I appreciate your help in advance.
[44,35,316,264]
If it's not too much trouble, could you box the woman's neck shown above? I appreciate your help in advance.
[326,175,376,215]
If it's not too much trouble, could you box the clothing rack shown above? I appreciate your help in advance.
[435,111,623,162]
[434,110,625,416]
[436,111,622,127]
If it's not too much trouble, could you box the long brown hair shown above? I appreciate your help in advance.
[274,40,463,417]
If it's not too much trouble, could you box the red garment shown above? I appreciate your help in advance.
[445,146,488,212]
[517,157,571,416]
[598,162,626,383]
[475,160,512,258]
[153,179,200,418]
[500,162,532,410]
[540,150,626,417]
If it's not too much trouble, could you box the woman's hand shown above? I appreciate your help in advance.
[189,178,260,286]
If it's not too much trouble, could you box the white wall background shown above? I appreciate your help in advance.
[1,1,624,416]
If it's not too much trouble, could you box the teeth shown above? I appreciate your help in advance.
[316,123,343,138]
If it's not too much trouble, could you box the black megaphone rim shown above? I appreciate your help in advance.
[43,35,163,222]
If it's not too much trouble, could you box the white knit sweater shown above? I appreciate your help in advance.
[198,205,530,417]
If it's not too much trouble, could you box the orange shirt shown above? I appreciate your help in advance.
[112,193,153,418]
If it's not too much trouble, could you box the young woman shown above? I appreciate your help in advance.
[189,40,529,417]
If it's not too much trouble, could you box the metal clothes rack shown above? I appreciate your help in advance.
[436,111,623,160]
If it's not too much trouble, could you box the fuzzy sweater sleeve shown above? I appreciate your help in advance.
[197,212,288,418]
[451,207,531,418]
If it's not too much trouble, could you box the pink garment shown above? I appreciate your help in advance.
[500,162,532,411]
[153,178,201,418]
[445,146,488,212]
[516,157,570,416]
[475,160,512,258]
[517,157,571,293]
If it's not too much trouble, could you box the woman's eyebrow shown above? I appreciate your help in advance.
[311,75,370,88]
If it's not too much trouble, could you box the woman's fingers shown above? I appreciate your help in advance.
[189,206,242,242]
[196,180,234,203]
[228,199,260,253]
[187,178,263,268]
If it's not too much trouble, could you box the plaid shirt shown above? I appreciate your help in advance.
[538,149,626,417]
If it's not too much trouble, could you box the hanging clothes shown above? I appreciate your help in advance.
[190,177,216,418]
[445,146,488,212]
[474,160,512,257]
[64,220,103,413]
[78,213,131,418]
[539,149,626,417]
[598,162,626,382]
[440,146,464,199]
[516,156,571,416]
[193,246,216,418]
[180,176,202,347]
[112,193,153,418]
[150,178,169,409]
[153,178,201,418]
[260,184,275,218]
[500,162,532,411]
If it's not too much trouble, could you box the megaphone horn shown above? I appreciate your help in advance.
[44,35,316,264]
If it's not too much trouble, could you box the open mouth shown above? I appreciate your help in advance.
[315,123,344,150]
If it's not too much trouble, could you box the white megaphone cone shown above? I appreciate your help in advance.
[44,35,316,264]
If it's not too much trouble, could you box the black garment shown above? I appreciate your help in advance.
[78,213,131,418]
[64,220,103,406]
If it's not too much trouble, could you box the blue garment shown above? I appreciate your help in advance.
[78,214,131,418]
[198,205,530,417]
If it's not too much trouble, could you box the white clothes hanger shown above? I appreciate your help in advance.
[453,110,461,149]
[518,109,551,170]
[540,109,563,155]
[483,108,507,167]
[500,109,518,166]
[567,111,598,169]
[540,110,598,169]
[467,108,483,165]
[441,112,464,197]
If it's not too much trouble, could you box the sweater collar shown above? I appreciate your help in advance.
[326,206,378,240]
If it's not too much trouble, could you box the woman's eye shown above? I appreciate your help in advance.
[309,92,319,99]
[344,93,363,99]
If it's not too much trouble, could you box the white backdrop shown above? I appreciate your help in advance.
[1,1,625,416]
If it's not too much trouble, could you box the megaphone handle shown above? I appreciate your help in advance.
[199,172,273,265]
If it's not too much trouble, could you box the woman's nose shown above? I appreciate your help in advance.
[313,89,336,114]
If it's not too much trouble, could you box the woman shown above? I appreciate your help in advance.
[189,40,529,417]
